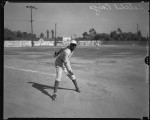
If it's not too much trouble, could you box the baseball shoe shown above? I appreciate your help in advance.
[76,88,81,93]
[52,93,57,101]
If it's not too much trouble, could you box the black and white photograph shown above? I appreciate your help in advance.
[3,1,149,118]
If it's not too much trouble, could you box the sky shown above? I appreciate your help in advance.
[4,2,149,38]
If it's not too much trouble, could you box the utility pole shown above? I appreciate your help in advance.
[137,23,139,41]
[55,23,57,46]
[26,5,37,47]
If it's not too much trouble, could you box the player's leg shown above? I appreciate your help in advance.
[72,79,81,93]
[62,65,81,93]
[52,66,63,101]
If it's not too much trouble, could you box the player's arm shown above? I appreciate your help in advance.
[63,51,73,75]
[53,47,64,58]
[53,51,58,58]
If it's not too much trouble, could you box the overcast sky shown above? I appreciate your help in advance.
[4,2,149,38]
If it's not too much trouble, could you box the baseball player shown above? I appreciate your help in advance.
[96,42,100,49]
[52,40,80,101]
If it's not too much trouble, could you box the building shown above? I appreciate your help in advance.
[33,38,54,46]
[63,37,71,46]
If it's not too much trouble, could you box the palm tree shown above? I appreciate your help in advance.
[110,31,117,40]
[117,28,122,40]
[117,28,122,34]
[40,33,44,38]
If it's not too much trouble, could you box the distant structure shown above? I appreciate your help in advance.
[63,36,71,46]
[47,30,49,39]
[51,30,54,39]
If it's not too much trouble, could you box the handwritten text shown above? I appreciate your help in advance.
[90,3,144,15]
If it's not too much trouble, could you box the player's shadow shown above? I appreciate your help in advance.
[28,82,75,99]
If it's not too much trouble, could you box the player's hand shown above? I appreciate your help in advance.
[68,70,73,75]
[53,51,57,58]
[145,56,149,65]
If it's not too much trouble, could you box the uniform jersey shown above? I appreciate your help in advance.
[55,47,73,70]
[54,47,76,81]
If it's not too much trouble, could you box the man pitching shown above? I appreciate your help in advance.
[52,40,81,101]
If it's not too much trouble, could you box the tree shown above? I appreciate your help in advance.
[51,30,54,39]
[117,28,123,40]
[82,32,88,39]
[16,31,23,38]
[89,28,96,39]
[57,37,63,41]
[93,33,110,41]
[93,34,101,40]
[131,33,137,41]
[126,32,132,41]
[47,30,49,38]
[33,34,36,39]
[4,27,38,40]
[76,37,83,41]
[40,33,44,38]
[137,30,142,41]
[100,33,110,41]
[110,31,117,41]
[117,28,122,34]
[23,32,28,38]
[4,28,16,40]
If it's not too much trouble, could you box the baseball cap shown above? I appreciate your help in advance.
[70,40,77,45]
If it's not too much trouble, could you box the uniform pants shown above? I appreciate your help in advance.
[55,64,76,81]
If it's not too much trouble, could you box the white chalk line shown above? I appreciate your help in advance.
[4,66,104,84]
[4,66,55,76]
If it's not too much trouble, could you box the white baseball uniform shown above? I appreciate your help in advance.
[55,47,76,81]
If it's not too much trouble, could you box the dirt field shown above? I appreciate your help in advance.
[3,45,149,118]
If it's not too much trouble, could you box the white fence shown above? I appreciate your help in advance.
[4,41,32,47]
[33,41,54,46]
[4,40,54,47]
[78,40,103,46]
[4,40,105,47]
[56,40,102,46]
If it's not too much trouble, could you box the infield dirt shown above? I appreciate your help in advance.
[3,45,149,118]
